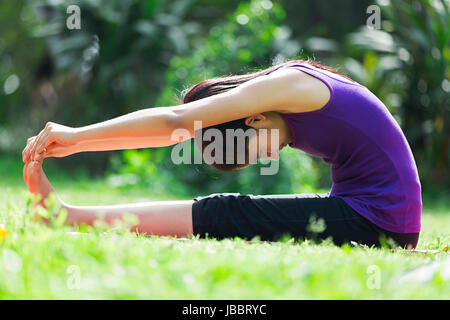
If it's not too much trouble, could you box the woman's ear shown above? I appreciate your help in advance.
[245,113,267,127]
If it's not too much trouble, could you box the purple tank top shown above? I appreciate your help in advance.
[279,63,421,234]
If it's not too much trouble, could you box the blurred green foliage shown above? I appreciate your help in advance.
[1,0,448,198]
[1,0,242,171]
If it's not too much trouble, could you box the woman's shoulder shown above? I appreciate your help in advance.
[266,65,332,114]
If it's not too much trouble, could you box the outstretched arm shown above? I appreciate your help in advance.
[32,136,178,159]
[24,67,320,161]
[23,107,182,161]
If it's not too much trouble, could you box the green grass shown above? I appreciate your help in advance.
[0,155,448,299]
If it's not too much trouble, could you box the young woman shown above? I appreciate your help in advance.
[22,59,422,249]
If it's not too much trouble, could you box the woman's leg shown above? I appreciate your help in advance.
[24,161,194,237]
[64,200,194,237]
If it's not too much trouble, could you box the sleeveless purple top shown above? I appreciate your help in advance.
[279,64,421,234]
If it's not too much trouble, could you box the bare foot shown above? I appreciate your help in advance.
[23,161,56,209]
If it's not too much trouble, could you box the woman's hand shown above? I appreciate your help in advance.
[23,122,80,162]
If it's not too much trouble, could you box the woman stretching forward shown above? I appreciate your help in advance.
[22,59,422,248]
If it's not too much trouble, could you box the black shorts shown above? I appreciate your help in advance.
[192,193,419,249]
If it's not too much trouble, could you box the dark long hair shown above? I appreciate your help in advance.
[183,59,339,171]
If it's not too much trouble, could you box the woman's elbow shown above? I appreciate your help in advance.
[164,112,194,138]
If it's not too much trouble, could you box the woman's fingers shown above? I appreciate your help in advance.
[23,136,37,162]
[33,151,45,162]
[30,129,50,161]
[22,147,28,162]
[29,128,46,159]
[29,134,44,160]
[35,131,51,156]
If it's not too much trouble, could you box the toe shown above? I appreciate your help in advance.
[25,161,42,192]
[23,162,30,185]
[30,161,41,174]
[27,162,36,177]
